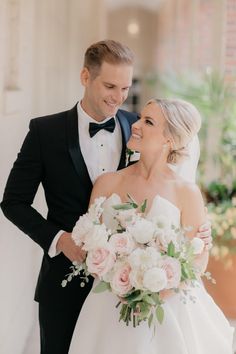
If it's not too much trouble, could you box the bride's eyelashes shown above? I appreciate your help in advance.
[145,118,154,126]
[137,114,155,126]
[142,116,155,126]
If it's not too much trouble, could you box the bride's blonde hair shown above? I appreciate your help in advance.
[147,98,201,164]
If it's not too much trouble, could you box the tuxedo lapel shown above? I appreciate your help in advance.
[116,110,132,170]
[66,104,92,189]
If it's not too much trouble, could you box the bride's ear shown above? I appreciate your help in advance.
[163,139,171,151]
[167,138,175,151]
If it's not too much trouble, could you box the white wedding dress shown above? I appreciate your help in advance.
[69,194,234,354]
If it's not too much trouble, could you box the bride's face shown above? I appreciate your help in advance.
[127,102,169,155]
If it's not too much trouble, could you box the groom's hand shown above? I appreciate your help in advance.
[56,232,86,263]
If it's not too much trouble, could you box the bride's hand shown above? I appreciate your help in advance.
[159,289,174,300]
[56,232,86,263]
[159,282,188,300]
[196,218,212,250]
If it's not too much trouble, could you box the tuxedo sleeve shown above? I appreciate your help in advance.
[1,119,61,252]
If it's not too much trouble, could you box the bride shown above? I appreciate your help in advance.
[69,98,234,354]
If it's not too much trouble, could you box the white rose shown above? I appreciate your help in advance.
[127,218,156,244]
[129,269,144,290]
[148,214,171,230]
[72,214,94,246]
[191,237,205,255]
[102,269,114,283]
[88,196,106,220]
[115,209,138,228]
[102,195,121,232]
[143,267,168,292]
[82,224,110,251]
[155,227,175,252]
[128,247,161,271]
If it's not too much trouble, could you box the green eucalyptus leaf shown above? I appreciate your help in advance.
[151,293,162,305]
[148,313,154,328]
[127,194,138,208]
[143,295,156,306]
[125,290,143,303]
[167,241,175,257]
[113,203,135,210]
[181,263,189,279]
[156,305,164,324]
[139,302,151,320]
[141,199,147,213]
[175,251,181,258]
[93,281,110,293]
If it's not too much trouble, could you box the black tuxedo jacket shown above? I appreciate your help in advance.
[1,104,138,308]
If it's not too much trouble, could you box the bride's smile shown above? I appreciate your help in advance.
[127,101,171,163]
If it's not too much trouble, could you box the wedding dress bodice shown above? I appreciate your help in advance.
[102,193,181,232]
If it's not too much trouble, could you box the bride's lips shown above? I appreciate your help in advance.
[131,132,142,140]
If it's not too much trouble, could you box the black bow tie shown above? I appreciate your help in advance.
[89,118,116,138]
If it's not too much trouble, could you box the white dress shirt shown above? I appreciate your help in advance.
[77,102,122,183]
[48,102,123,257]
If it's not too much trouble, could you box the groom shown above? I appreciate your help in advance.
[1,40,211,354]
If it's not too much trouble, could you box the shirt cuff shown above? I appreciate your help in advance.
[48,230,65,258]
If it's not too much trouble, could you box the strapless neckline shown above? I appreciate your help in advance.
[107,193,181,216]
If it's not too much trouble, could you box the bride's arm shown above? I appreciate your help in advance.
[181,183,209,273]
[160,184,208,301]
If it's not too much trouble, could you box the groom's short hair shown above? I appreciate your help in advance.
[84,40,134,78]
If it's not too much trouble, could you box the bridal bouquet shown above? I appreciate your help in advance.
[62,195,207,328]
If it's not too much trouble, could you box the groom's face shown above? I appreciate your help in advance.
[81,61,133,121]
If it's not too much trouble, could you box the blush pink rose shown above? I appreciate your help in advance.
[86,247,115,278]
[159,256,181,289]
[110,263,133,296]
[109,232,135,255]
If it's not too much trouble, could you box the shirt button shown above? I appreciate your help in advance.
[101,144,103,147]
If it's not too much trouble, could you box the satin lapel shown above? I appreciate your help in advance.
[116,110,132,170]
[66,104,92,189]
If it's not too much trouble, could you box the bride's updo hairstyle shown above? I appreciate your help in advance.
[148,98,201,165]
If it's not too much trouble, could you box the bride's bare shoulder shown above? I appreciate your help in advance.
[90,171,125,202]
[175,180,205,209]
[95,171,123,186]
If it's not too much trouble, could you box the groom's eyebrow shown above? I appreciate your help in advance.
[103,81,131,89]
